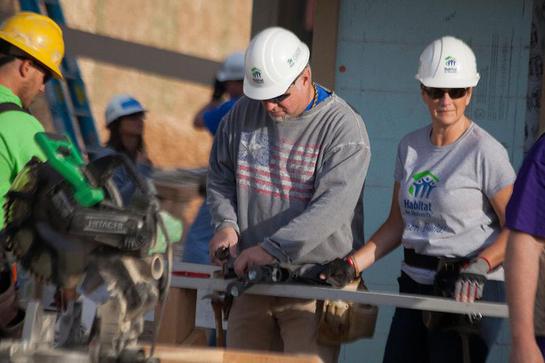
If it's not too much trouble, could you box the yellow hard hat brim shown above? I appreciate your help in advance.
[0,32,63,79]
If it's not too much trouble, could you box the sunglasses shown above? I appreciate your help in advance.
[422,86,468,100]
[263,67,307,104]
[17,57,52,84]
[266,91,292,104]
[30,60,52,84]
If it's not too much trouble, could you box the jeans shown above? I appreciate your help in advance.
[382,272,505,363]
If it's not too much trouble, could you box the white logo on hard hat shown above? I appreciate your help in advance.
[444,56,457,74]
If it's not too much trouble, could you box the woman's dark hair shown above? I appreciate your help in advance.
[106,112,145,160]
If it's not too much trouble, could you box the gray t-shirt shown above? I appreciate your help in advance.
[207,94,371,270]
[394,123,515,283]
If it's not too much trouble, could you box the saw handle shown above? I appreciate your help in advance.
[35,132,105,207]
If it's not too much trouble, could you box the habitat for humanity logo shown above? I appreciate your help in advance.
[408,170,439,198]
[444,56,457,74]
[404,170,439,215]
[251,67,264,84]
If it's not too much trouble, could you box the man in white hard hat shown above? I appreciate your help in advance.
[207,27,371,362]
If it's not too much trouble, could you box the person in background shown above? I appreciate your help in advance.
[0,12,64,338]
[183,52,244,265]
[321,36,514,363]
[92,94,153,205]
[193,51,244,135]
[207,27,370,363]
[505,133,545,363]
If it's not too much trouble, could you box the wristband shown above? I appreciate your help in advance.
[345,255,360,279]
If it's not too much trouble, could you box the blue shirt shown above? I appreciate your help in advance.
[305,83,332,111]
[203,97,240,135]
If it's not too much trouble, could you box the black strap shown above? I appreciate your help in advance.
[0,102,27,115]
[404,248,440,270]
[404,248,470,272]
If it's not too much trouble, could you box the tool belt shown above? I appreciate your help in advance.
[404,248,442,270]
[317,278,378,346]
[403,250,481,335]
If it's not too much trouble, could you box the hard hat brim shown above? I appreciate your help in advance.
[417,75,480,89]
[243,77,293,100]
[106,107,147,126]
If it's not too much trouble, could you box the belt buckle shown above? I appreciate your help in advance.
[437,258,458,273]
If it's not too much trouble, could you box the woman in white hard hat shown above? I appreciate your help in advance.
[320,36,515,362]
[93,94,152,204]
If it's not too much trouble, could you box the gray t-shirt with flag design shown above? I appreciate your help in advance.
[207,94,370,270]
[394,123,515,283]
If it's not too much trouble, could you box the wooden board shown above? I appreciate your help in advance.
[157,288,197,344]
[148,345,323,363]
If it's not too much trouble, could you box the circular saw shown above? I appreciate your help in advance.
[3,133,159,287]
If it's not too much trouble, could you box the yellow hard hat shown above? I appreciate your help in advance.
[0,12,64,79]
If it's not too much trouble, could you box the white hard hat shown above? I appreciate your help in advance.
[104,94,146,127]
[243,27,310,100]
[415,36,480,88]
[217,52,245,82]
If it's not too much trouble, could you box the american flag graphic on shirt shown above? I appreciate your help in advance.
[237,131,318,202]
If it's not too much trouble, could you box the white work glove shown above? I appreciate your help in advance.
[454,257,490,303]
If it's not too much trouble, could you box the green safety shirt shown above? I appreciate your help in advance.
[0,84,45,226]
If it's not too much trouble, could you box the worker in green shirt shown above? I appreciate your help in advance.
[0,12,64,337]
[0,12,64,225]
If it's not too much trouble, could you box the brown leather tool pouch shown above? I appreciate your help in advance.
[318,279,378,345]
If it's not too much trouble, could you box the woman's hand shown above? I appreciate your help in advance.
[454,257,490,302]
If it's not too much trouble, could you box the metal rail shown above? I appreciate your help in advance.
[171,263,509,318]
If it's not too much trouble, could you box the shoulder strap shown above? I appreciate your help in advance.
[0,102,27,115]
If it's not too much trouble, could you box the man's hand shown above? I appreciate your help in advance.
[319,258,357,288]
[454,257,490,303]
[209,227,239,265]
[233,245,276,277]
